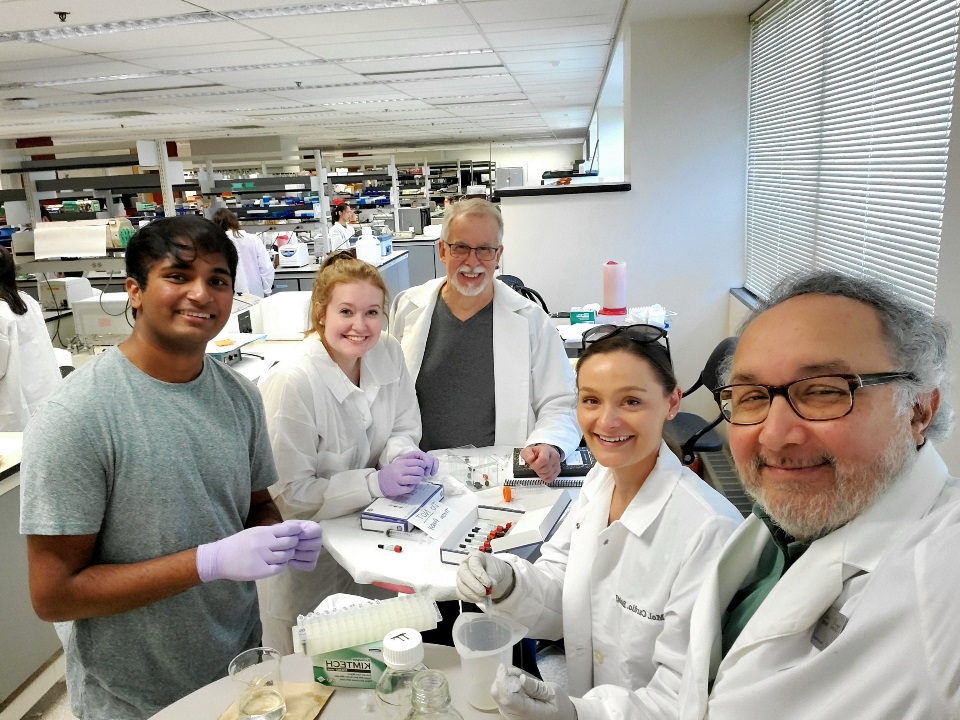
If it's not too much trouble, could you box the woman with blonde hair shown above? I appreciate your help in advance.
[257,252,438,652]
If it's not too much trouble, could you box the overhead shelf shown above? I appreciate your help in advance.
[15,155,140,173]
[0,189,26,203]
[35,174,200,194]
[214,177,312,194]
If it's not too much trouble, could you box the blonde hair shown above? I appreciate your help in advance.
[309,252,389,337]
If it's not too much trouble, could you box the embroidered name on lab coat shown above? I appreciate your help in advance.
[811,605,848,650]
[616,594,664,621]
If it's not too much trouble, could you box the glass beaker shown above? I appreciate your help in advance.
[228,647,286,720]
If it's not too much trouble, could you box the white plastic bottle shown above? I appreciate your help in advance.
[355,225,381,264]
[375,628,426,720]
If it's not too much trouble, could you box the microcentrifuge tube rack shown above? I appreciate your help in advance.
[292,593,439,656]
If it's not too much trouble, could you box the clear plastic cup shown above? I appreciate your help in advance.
[451,613,527,710]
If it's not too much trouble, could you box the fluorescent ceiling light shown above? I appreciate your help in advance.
[0,1,457,43]
[33,72,168,87]
[341,48,493,63]
[0,49,496,92]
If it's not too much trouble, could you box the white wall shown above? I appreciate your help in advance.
[499,16,750,421]
[597,106,625,181]
[932,84,960,472]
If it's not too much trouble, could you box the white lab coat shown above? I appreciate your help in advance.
[0,292,62,431]
[677,444,960,720]
[389,277,581,457]
[328,222,354,253]
[485,444,742,717]
[229,229,274,297]
[256,333,422,644]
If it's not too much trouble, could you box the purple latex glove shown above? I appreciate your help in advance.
[395,450,440,477]
[196,520,301,582]
[378,456,426,497]
[288,520,323,572]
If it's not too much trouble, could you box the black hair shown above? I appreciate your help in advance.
[125,216,238,291]
[576,333,678,395]
[0,248,27,315]
[331,204,354,223]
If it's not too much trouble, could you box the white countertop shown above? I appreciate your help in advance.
[0,432,23,497]
[274,249,408,274]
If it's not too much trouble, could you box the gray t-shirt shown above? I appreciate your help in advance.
[19,348,278,720]
[415,296,495,450]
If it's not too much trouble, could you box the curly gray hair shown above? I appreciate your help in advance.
[729,270,953,443]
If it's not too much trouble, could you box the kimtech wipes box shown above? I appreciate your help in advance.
[296,594,440,688]
[312,643,386,688]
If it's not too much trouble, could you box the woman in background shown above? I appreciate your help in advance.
[257,252,439,652]
[458,324,743,720]
[213,208,274,297]
[0,248,62,430]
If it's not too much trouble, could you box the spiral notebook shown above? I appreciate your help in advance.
[508,446,596,487]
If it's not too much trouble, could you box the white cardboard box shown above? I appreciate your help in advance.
[360,481,444,532]
[439,487,571,565]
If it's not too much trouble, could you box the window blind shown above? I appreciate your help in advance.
[745,0,959,311]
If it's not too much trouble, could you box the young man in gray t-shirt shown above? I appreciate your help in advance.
[19,217,323,720]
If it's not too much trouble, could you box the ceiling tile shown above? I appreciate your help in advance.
[486,24,615,50]
[41,21,268,54]
[237,5,473,40]
[0,59,155,84]
[127,47,319,73]
[0,0,627,147]
[300,31,489,60]
[465,0,620,24]
[0,0,197,32]
[0,42,81,63]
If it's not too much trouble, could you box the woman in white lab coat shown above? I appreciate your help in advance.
[257,251,439,653]
[457,325,743,720]
[327,202,356,253]
[213,208,274,297]
[0,248,62,431]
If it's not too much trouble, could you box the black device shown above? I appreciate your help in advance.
[508,445,596,486]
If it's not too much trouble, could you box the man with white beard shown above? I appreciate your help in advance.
[667,270,960,720]
[390,198,579,483]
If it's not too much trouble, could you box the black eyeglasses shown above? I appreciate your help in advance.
[444,242,501,261]
[714,372,917,425]
[581,323,671,362]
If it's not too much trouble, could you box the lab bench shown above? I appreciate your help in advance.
[272,249,410,298]
[392,236,445,286]
[0,434,63,716]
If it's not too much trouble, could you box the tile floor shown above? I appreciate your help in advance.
[23,681,74,720]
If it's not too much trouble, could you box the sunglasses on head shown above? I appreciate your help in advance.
[580,323,671,362]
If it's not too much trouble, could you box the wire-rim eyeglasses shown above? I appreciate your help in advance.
[443,242,501,261]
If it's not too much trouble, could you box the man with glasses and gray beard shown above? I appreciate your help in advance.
[666,270,960,720]
[390,198,579,483]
